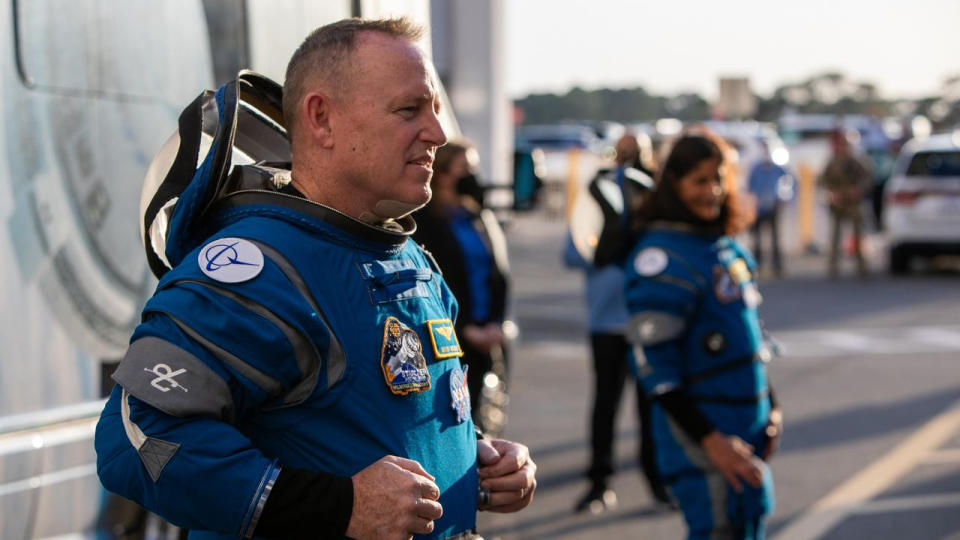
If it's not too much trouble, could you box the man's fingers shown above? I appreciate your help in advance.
[409,516,436,536]
[479,463,536,492]
[478,440,529,478]
[416,476,440,500]
[483,481,536,513]
[476,439,501,467]
[414,498,443,520]
[386,456,435,481]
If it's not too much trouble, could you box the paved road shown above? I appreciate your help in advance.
[476,209,960,539]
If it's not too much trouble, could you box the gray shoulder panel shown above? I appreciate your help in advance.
[113,336,236,422]
[627,311,687,346]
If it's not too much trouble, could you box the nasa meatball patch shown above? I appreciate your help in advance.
[380,317,431,395]
[449,364,471,423]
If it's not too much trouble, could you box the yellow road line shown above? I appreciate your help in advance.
[773,398,960,540]
[921,448,960,465]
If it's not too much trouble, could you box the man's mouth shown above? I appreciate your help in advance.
[408,153,435,169]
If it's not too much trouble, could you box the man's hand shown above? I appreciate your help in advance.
[477,439,536,513]
[763,408,783,460]
[701,431,764,493]
[345,456,442,540]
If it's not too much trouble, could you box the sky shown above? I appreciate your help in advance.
[505,0,960,100]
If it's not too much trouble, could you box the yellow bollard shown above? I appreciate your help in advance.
[798,163,815,252]
[564,147,581,222]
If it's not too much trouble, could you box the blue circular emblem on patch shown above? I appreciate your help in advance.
[198,237,264,283]
[449,365,471,423]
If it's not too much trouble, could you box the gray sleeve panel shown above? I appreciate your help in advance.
[179,279,323,408]
[247,239,343,392]
[112,337,237,423]
[626,311,687,346]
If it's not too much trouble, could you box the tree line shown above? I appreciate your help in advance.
[515,72,960,130]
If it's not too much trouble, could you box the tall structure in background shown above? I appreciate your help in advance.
[431,0,511,188]
[716,76,757,120]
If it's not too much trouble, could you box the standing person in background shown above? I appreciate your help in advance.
[414,140,511,435]
[95,18,535,540]
[820,130,871,278]
[746,143,793,278]
[624,130,781,539]
[565,133,671,513]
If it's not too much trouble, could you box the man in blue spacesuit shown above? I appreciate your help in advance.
[95,18,535,540]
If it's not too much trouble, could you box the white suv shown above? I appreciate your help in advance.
[884,131,960,274]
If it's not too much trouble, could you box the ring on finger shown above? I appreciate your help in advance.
[478,486,491,507]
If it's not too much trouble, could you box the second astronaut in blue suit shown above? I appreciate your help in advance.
[624,131,783,540]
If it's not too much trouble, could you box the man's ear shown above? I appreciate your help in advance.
[302,92,334,149]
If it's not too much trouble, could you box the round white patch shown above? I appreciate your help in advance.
[634,248,669,277]
[198,237,264,283]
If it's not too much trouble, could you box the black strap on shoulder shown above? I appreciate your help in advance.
[201,81,239,216]
[143,91,210,279]
[589,175,627,268]
[683,353,762,387]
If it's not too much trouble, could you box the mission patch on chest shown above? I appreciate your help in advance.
[380,316,431,395]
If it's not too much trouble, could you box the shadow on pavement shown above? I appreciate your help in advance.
[482,503,673,539]
[780,387,960,454]
[757,272,960,331]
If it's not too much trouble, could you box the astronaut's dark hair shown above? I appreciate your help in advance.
[283,17,424,136]
[633,127,753,236]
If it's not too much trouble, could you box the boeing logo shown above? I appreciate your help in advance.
[204,241,259,272]
[198,237,265,283]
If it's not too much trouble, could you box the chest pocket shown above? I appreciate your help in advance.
[359,258,434,304]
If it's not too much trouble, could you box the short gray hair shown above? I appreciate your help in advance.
[282,17,424,135]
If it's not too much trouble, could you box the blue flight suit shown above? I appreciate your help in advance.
[95,194,478,539]
[624,222,774,540]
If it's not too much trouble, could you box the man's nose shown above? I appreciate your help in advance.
[422,110,448,147]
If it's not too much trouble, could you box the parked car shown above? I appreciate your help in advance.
[884,131,960,274]
[515,123,608,185]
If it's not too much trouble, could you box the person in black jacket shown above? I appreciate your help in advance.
[566,133,671,513]
[414,139,511,434]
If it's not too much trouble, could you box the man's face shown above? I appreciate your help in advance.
[327,32,448,218]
